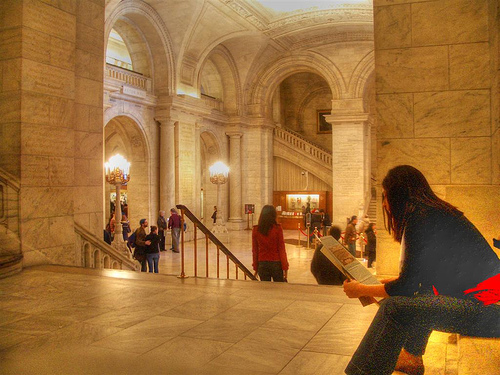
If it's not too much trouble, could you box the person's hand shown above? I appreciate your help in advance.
[253,271,259,279]
[343,280,364,298]
[283,270,288,279]
[145,240,151,245]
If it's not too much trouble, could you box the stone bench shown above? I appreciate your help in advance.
[457,336,500,374]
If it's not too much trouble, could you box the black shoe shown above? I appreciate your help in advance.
[172,249,179,253]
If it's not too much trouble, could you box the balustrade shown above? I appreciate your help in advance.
[105,64,152,93]
[274,127,332,166]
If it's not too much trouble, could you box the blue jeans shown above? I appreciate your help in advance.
[346,295,500,375]
[147,252,159,273]
[348,242,356,257]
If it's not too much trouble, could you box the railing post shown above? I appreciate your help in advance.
[178,209,187,278]
[217,246,220,278]
[194,223,198,277]
[226,255,229,279]
[206,236,209,277]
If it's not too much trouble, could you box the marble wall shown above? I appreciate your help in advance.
[374,0,500,275]
[0,0,105,267]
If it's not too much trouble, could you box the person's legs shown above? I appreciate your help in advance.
[346,295,500,375]
[153,253,159,273]
[269,261,284,282]
[146,253,154,273]
[172,228,180,252]
[348,242,356,257]
[159,230,165,251]
[140,258,147,272]
[257,262,272,281]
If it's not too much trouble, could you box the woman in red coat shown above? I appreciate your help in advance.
[252,205,289,282]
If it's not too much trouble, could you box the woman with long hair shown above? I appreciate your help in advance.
[252,205,289,282]
[343,165,500,375]
[364,223,376,268]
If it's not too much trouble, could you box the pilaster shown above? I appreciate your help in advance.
[226,131,243,230]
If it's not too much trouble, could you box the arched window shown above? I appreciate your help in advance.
[106,29,133,71]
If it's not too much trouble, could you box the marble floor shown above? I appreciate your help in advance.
[0,246,457,375]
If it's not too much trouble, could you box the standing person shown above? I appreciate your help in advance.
[319,208,331,236]
[345,215,358,257]
[252,205,289,282]
[310,225,347,285]
[211,206,217,224]
[364,223,377,268]
[133,219,151,272]
[168,208,181,253]
[343,165,500,375]
[121,214,131,242]
[157,210,167,252]
[145,226,161,273]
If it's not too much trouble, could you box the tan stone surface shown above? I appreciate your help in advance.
[20,155,49,186]
[76,22,104,57]
[76,0,104,30]
[76,49,103,81]
[375,47,448,93]
[2,58,22,92]
[75,77,102,107]
[74,131,102,159]
[449,43,490,90]
[21,28,50,63]
[0,28,22,60]
[20,92,50,124]
[49,216,75,247]
[48,157,75,187]
[0,92,21,123]
[49,37,75,71]
[374,4,411,49]
[22,59,75,98]
[412,0,488,46]
[458,337,500,375]
[493,129,500,185]
[73,186,101,214]
[20,187,74,219]
[414,90,490,138]
[23,0,76,42]
[375,0,428,5]
[378,138,450,185]
[376,93,413,139]
[450,137,491,184]
[0,0,23,30]
[21,217,51,251]
[49,97,74,128]
[21,123,75,157]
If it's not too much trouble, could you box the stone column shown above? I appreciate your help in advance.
[158,118,176,212]
[325,99,369,228]
[226,132,243,229]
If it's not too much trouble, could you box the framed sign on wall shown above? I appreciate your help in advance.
[317,109,332,133]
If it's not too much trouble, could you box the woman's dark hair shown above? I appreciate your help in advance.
[328,225,342,241]
[382,165,461,242]
[150,225,157,232]
[257,205,278,235]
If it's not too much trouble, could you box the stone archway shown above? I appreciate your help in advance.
[104,115,150,231]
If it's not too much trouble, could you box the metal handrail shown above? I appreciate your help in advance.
[176,204,257,280]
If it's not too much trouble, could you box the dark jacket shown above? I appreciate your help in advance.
[145,233,160,254]
[157,216,167,231]
[385,205,500,301]
[365,229,376,254]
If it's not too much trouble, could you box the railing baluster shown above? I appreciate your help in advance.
[216,246,220,278]
[194,223,198,277]
[206,236,209,277]
[235,264,239,280]
[179,210,186,278]
[226,255,229,279]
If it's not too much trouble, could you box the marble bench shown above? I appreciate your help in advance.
[457,336,500,374]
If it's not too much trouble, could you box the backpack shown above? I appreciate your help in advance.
[127,230,136,248]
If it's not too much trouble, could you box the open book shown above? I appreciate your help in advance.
[318,235,380,306]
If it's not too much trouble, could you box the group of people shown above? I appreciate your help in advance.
[252,165,499,375]
[344,215,377,268]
